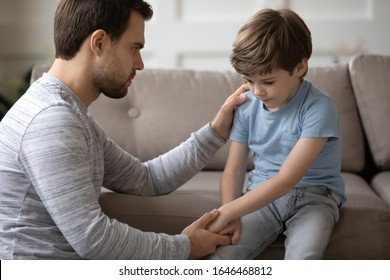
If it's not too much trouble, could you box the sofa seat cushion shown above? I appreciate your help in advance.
[100,172,390,259]
[325,173,390,259]
[99,171,224,235]
[349,54,390,169]
[372,171,390,206]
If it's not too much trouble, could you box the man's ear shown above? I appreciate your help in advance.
[90,29,108,56]
[295,58,308,77]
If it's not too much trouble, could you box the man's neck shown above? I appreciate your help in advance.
[48,58,99,107]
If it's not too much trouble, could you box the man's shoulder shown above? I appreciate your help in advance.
[2,80,81,140]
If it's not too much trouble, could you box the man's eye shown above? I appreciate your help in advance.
[130,48,141,55]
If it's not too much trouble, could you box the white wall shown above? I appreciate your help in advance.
[1,0,389,101]
[0,0,57,101]
[143,0,390,69]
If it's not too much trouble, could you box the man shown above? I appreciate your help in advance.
[0,0,248,259]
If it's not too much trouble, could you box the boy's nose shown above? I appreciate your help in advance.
[253,87,265,98]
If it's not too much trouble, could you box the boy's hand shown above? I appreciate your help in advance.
[182,209,231,259]
[207,206,238,239]
[217,219,241,245]
[210,84,249,141]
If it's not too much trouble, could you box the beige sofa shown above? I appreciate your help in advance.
[31,54,390,259]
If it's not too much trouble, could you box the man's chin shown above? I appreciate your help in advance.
[103,89,128,99]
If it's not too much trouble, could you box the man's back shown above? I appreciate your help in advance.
[0,76,85,259]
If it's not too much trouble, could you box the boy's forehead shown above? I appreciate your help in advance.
[243,70,277,79]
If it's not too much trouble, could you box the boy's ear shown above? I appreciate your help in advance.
[90,29,108,56]
[296,58,308,77]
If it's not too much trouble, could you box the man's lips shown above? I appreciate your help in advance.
[127,73,136,85]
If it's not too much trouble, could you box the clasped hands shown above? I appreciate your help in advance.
[207,205,241,245]
[181,207,240,260]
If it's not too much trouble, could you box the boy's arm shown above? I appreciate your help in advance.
[220,141,250,205]
[207,141,248,236]
[215,137,328,231]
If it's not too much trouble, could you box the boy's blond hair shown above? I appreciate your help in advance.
[231,9,312,76]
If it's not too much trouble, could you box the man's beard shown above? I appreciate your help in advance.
[93,70,131,99]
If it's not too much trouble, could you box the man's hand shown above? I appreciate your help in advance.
[182,209,231,259]
[210,84,249,141]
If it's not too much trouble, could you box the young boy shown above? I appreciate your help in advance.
[207,8,345,259]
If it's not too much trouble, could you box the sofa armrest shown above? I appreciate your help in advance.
[372,171,390,208]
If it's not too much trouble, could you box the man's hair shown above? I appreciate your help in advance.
[231,9,312,76]
[54,0,153,60]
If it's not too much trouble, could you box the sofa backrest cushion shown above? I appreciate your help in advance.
[349,54,390,170]
[306,64,365,173]
[89,69,245,170]
[30,63,366,172]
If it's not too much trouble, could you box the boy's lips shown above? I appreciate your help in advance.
[261,98,271,103]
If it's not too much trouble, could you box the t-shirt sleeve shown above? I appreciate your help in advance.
[230,93,252,143]
[301,95,340,140]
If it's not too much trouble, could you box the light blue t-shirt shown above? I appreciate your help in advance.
[230,80,345,204]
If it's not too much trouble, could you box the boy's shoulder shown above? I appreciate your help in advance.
[234,91,261,115]
[302,80,338,116]
[241,91,259,107]
[304,79,328,96]
[303,80,334,104]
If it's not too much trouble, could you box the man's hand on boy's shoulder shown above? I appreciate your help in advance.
[211,84,249,141]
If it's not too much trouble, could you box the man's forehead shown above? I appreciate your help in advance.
[121,11,145,43]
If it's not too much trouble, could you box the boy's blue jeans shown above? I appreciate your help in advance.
[208,186,340,260]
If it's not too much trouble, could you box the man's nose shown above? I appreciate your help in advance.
[134,53,144,71]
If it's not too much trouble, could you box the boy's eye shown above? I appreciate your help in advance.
[264,81,274,85]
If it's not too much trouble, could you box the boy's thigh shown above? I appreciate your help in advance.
[284,187,340,259]
[207,205,283,260]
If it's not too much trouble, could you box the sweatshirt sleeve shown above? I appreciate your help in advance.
[102,123,226,196]
[19,106,191,259]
